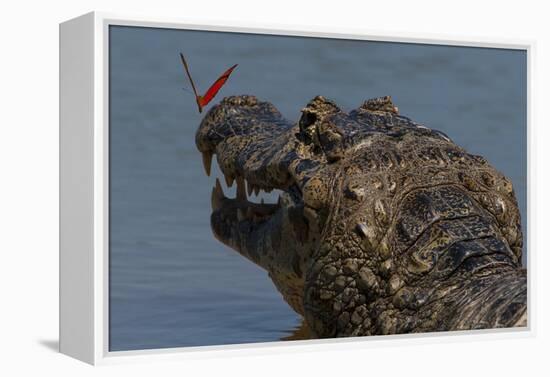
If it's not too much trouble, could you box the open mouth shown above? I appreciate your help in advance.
[211,175,282,228]
[201,149,303,253]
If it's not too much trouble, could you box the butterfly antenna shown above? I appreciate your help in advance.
[179,53,200,99]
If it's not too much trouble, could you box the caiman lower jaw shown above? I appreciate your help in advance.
[208,172,300,260]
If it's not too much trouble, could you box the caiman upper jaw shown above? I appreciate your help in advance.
[196,95,299,192]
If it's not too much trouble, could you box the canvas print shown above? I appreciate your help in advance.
[108,26,527,351]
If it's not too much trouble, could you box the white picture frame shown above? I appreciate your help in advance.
[59,11,534,365]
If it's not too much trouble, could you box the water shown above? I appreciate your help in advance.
[108,26,527,351]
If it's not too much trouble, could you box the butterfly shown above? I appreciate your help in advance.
[179,53,238,113]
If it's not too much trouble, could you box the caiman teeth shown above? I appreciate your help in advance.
[236,176,247,200]
[202,151,213,176]
[253,185,260,196]
[247,181,253,196]
[224,174,234,187]
[211,178,225,210]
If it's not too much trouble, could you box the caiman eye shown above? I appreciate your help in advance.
[296,111,318,145]
[317,120,344,163]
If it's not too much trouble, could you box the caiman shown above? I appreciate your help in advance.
[195,95,527,338]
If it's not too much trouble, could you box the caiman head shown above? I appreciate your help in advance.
[195,95,527,338]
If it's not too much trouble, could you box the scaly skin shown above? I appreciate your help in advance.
[195,95,526,338]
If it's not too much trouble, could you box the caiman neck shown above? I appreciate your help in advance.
[415,268,527,332]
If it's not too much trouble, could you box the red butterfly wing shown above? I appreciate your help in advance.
[199,64,238,107]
